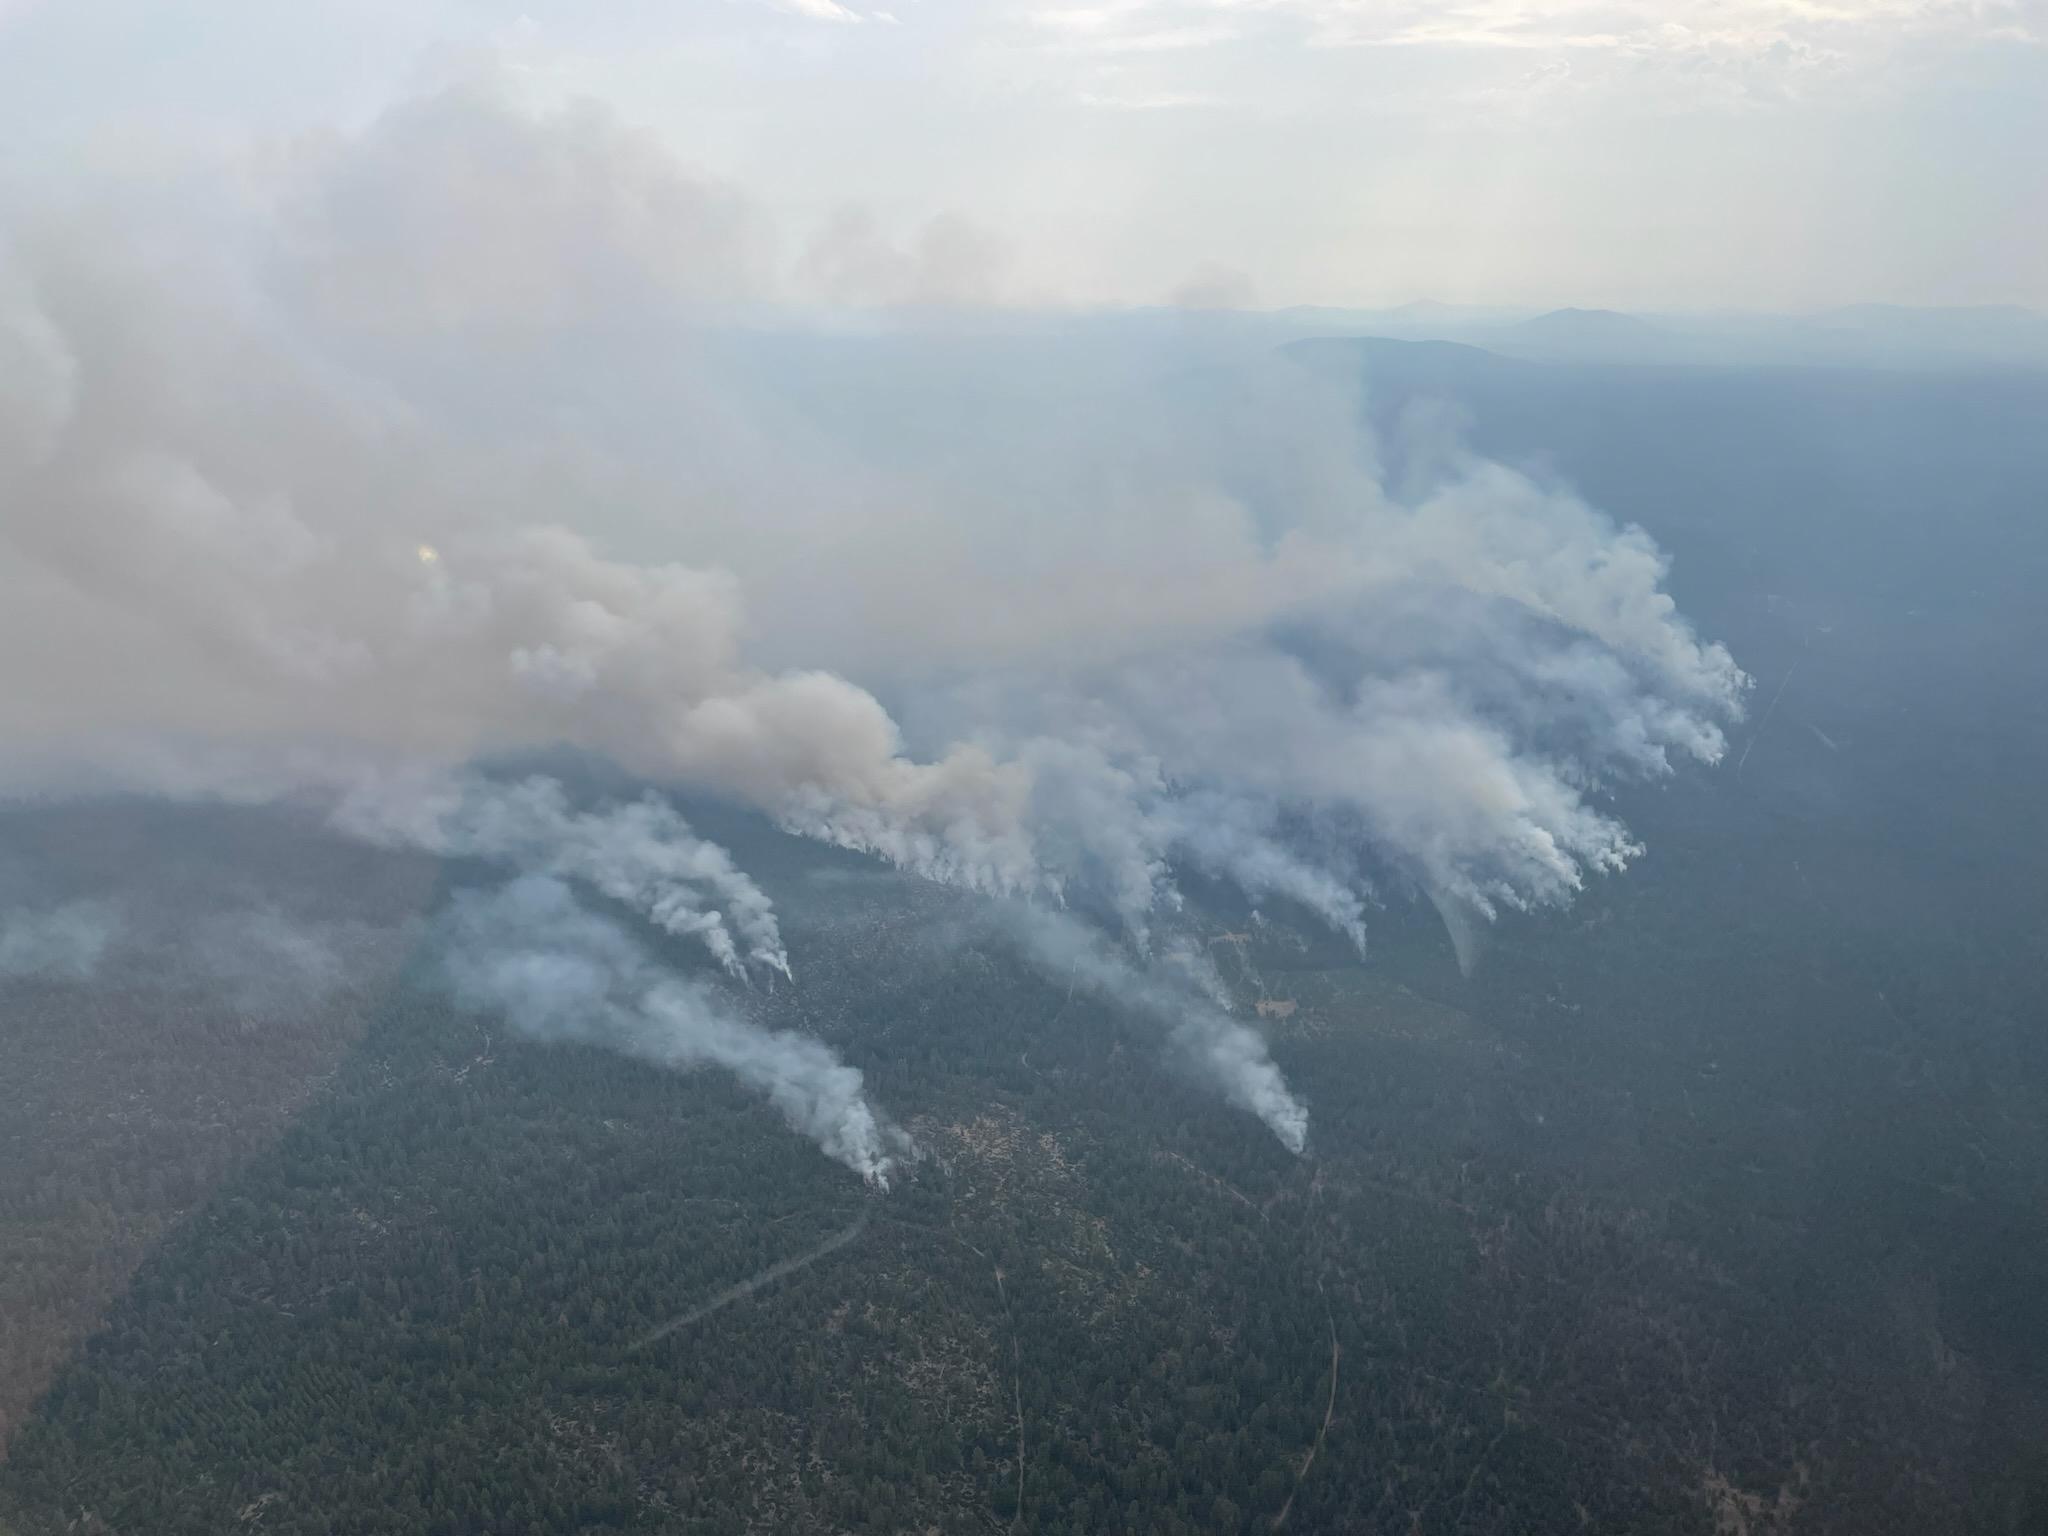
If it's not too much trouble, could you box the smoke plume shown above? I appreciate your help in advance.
[440,876,899,1184]
[1005,906,1310,1154]
[334,772,789,980]
[0,75,1747,1147]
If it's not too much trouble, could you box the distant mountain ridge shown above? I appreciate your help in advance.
[1271,301,2048,370]
[1478,307,1672,361]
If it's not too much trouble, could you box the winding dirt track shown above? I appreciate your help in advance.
[994,1264,1026,1527]
[1272,1276,1340,1531]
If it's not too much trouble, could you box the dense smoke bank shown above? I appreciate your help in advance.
[0,78,1745,1156]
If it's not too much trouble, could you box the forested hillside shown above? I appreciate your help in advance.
[5,796,2044,1533]
[7,352,2048,1533]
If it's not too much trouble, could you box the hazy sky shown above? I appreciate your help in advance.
[2,0,2043,310]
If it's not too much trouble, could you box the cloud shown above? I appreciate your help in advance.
[1029,0,2038,56]
[1014,0,2039,107]
[767,0,867,21]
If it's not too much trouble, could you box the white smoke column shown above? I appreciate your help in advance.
[1164,934,1236,1010]
[1006,905,1309,1154]
[0,900,118,981]
[335,773,790,979]
[440,875,897,1184]
[1159,793,1371,955]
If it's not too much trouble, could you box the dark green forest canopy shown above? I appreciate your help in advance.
[6,352,2048,1534]
[5,796,2047,1535]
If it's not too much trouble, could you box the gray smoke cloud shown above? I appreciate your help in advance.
[333,772,790,980]
[0,900,118,981]
[440,876,899,1185]
[0,76,1748,1146]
